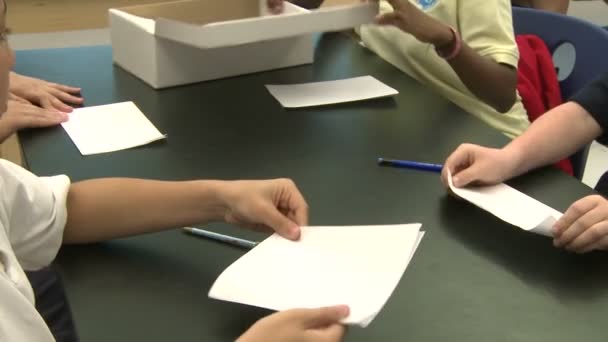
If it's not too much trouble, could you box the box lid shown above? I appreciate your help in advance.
[112,0,378,49]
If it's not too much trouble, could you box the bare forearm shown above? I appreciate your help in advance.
[64,178,227,244]
[503,102,602,177]
[424,22,517,113]
[530,0,569,14]
[446,43,518,113]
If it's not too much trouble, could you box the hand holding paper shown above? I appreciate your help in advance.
[552,195,608,253]
[210,224,424,327]
[446,170,561,236]
[441,143,562,237]
[238,305,349,342]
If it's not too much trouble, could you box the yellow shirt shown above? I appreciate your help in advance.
[359,0,529,138]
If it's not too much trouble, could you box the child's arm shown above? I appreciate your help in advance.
[529,0,569,14]
[376,0,518,113]
[442,101,602,189]
[63,178,307,244]
[442,40,518,113]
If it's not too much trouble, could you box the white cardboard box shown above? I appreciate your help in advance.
[109,0,377,89]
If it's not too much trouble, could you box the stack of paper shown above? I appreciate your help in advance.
[447,171,562,236]
[266,76,399,108]
[61,101,166,155]
[209,224,424,327]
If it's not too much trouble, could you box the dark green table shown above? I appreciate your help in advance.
[16,33,608,342]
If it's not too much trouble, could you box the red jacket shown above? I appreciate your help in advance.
[516,34,573,175]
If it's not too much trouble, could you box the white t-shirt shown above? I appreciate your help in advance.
[0,159,70,342]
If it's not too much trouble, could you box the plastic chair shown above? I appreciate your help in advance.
[512,7,608,180]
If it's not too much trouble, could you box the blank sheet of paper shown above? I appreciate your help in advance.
[265,76,398,108]
[61,101,165,155]
[209,224,424,327]
[447,171,562,236]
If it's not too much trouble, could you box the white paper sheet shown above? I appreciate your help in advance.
[209,224,424,327]
[265,76,399,108]
[447,171,562,236]
[61,101,166,155]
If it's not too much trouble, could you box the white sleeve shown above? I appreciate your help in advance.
[0,273,56,342]
[0,160,71,271]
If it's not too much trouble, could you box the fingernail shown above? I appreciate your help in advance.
[453,177,460,187]
[552,226,561,236]
[290,225,301,239]
[338,305,350,316]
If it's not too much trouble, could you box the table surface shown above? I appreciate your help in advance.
[16,33,608,342]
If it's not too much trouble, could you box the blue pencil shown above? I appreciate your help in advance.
[182,227,258,249]
[377,157,443,173]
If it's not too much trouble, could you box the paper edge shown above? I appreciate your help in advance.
[355,230,425,327]
[265,76,399,108]
[209,224,424,327]
[447,170,560,237]
[61,101,166,156]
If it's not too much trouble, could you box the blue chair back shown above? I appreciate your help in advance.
[512,7,608,180]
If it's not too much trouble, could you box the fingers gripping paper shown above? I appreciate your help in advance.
[209,224,424,327]
[447,171,562,236]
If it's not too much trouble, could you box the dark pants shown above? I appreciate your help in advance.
[26,266,80,342]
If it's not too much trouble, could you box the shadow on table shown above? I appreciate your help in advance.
[438,194,608,302]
